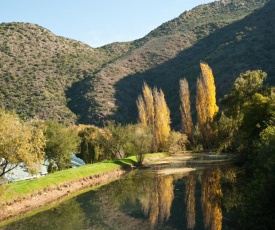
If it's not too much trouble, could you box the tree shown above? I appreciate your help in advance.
[124,124,153,164]
[154,88,171,151]
[136,83,171,152]
[137,83,154,126]
[221,70,267,118]
[0,110,45,177]
[196,62,218,148]
[44,120,80,170]
[99,121,131,159]
[179,78,193,142]
[78,125,102,164]
[219,70,268,152]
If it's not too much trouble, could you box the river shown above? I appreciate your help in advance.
[1,156,244,230]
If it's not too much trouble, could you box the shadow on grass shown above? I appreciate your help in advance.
[105,158,138,168]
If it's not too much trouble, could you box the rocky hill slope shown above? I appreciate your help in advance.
[0,23,134,123]
[0,0,273,127]
[67,0,272,126]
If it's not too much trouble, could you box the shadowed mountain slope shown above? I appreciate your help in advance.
[67,0,272,127]
[0,0,272,127]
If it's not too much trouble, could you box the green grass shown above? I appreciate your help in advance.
[1,153,166,204]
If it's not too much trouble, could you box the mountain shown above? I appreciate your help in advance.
[0,23,133,123]
[67,0,273,127]
[0,0,273,127]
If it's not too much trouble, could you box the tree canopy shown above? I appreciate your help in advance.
[0,110,45,177]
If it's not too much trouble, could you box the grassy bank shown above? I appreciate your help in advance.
[1,153,166,205]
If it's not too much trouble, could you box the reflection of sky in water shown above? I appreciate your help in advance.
[2,165,238,230]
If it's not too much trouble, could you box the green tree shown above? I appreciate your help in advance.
[221,70,267,118]
[124,124,153,164]
[44,120,80,170]
[78,125,102,164]
[219,70,269,153]
[93,121,131,160]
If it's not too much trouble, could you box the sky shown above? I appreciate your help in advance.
[1,0,213,47]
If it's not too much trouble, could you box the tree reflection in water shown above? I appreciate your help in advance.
[185,173,196,230]
[112,170,175,227]
[142,175,174,226]
[201,168,223,230]
[2,165,243,230]
[111,167,228,229]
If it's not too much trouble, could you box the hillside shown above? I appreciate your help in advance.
[0,0,273,127]
[0,23,134,123]
[66,0,272,126]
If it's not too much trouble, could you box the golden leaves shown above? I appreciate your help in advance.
[154,88,171,151]
[136,83,171,151]
[180,78,193,141]
[0,110,45,176]
[196,62,219,148]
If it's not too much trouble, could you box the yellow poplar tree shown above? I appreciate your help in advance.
[137,95,147,125]
[136,82,171,151]
[154,88,171,151]
[137,83,154,126]
[143,83,155,126]
[196,62,219,148]
[179,78,193,141]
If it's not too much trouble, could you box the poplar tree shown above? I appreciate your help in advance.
[196,62,218,148]
[137,83,154,126]
[136,83,171,152]
[154,88,171,151]
[137,95,147,125]
[179,78,193,141]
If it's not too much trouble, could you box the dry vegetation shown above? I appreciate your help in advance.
[0,0,273,127]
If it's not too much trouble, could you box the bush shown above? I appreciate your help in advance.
[167,131,188,154]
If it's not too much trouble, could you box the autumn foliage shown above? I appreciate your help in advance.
[196,62,219,148]
[137,83,171,151]
[0,110,45,177]
[179,78,193,141]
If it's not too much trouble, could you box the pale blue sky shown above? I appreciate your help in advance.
[1,0,213,47]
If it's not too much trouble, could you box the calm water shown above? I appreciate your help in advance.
[1,162,241,230]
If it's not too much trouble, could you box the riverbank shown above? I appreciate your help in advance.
[0,153,167,224]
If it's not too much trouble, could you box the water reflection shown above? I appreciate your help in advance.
[2,165,239,230]
[142,175,174,225]
[110,170,175,227]
[1,199,86,230]
[201,168,223,230]
[185,173,196,230]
